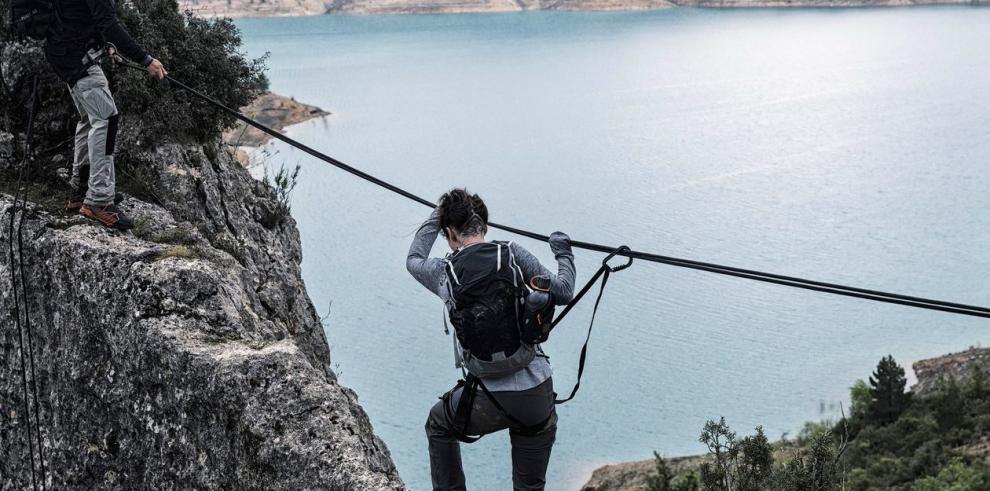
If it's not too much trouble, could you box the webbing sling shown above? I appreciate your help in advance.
[549,246,632,404]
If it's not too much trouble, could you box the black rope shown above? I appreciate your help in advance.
[119,62,990,320]
[6,74,43,491]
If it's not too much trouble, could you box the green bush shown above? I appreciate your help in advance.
[112,0,268,145]
[911,459,986,491]
[667,358,990,491]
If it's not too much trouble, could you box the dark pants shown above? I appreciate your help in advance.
[426,377,557,491]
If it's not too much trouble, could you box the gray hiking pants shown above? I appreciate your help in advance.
[427,377,557,491]
[69,65,119,206]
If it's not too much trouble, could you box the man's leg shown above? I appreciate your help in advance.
[70,92,91,189]
[66,86,92,209]
[70,66,131,228]
[69,66,119,206]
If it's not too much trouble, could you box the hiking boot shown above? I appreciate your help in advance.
[66,191,123,212]
[80,203,134,230]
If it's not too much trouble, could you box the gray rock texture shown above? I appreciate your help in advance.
[911,346,990,398]
[0,140,404,488]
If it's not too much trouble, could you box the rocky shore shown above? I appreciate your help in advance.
[223,92,330,166]
[580,347,990,491]
[180,0,989,18]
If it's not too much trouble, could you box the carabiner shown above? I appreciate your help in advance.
[602,245,633,273]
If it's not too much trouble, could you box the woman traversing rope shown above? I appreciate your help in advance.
[406,188,576,490]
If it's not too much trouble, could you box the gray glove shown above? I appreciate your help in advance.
[549,231,573,259]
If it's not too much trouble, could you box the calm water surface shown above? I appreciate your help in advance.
[236,8,990,490]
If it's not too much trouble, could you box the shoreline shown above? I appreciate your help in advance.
[182,1,989,19]
[580,346,990,490]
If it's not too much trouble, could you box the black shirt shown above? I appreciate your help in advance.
[44,0,149,85]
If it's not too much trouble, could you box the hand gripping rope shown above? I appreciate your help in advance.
[117,62,990,320]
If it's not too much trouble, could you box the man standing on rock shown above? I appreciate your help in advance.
[44,0,167,230]
[407,188,575,490]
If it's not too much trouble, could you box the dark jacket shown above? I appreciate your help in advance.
[44,0,150,85]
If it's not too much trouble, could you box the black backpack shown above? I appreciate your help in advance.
[445,241,551,378]
[8,0,55,40]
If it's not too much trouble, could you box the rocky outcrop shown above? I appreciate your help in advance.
[179,0,988,18]
[223,92,330,166]
[911,346,990,398]
[0,138,404,487]
[581,454,708,491]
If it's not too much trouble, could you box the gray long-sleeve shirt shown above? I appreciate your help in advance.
[407,209,576,392]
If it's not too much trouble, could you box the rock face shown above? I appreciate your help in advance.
[0,140,404,488]
[179,0,988,18]
[911,346,990,398]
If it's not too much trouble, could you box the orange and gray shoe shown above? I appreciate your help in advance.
[80,203,134,230]
[66,190,123,212]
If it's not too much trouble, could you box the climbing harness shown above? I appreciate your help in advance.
[117,61,990,320]
[5,74,47,491]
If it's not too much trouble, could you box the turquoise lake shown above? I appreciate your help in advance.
[236,8,990,489]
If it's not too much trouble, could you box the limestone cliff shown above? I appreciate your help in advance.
[0,48,403,488]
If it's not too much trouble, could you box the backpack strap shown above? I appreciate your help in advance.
[505,241,526,288]
[443,258,460,286]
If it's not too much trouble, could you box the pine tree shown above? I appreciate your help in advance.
[647,452,676,491]
[868,355,910,424]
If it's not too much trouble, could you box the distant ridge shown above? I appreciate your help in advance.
[179,0,988,19]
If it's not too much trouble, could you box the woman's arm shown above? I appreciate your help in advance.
[510,233,575,305]
[406,209,447,297]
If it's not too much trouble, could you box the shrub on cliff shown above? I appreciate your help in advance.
[1,0,266,168]
[111,0,268,144]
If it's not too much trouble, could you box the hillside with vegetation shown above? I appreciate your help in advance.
[584,350,990,491]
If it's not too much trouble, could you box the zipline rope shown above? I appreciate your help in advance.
[120,62,990,319]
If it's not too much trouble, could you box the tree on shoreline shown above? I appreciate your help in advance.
[868,355,910,425]
[648,356,990,491]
